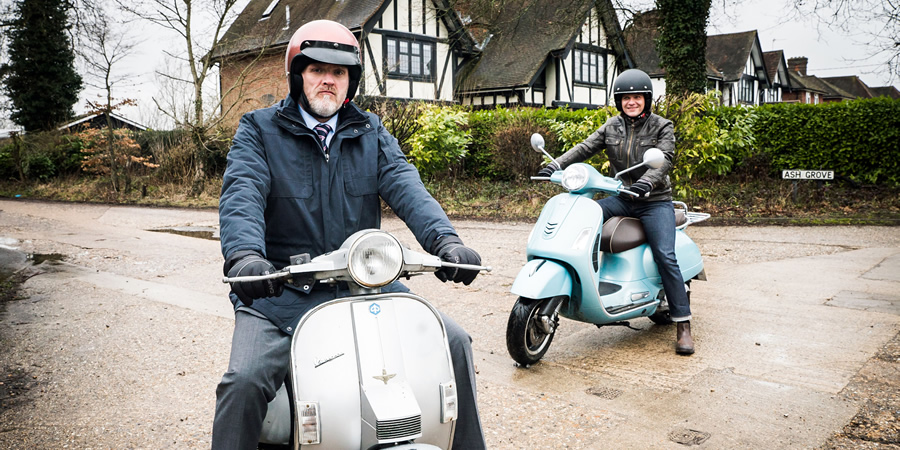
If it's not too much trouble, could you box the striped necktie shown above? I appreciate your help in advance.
[313,123,332,154]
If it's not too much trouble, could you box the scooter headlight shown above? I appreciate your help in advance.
[347,231,404,288]
[561,164,589,191]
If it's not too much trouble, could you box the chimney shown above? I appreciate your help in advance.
[788,57,808,76]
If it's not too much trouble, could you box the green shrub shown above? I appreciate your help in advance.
[408,105,471,178]
[654,92,742,199]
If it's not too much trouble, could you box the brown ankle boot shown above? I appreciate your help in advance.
[676,321,694,355]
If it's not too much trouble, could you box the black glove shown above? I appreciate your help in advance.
[431,235,482,286]
[225,251,284,306]
[628,180,652,198]
[537,162,560,177]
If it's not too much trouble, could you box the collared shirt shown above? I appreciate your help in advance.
[298,105,338,150]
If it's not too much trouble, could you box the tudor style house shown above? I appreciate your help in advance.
[209,0,629,124]
[455,0,629,109]
[209,0,477,125]
[761,50,791,103]
[624,10,772,106]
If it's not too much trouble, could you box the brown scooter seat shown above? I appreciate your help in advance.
[600,210,687,254]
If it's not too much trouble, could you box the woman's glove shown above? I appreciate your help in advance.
[431,235,482,285]
[225,251,284,305]
[536,162,560,177]
[629,180,652,198]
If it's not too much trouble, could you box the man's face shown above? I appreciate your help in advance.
[621,93,646,118]
[301,62,350,120]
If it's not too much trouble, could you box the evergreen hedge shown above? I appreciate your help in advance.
[749,97,900,185]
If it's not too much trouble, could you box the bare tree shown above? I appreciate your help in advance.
[79,9,140,193]
[787,0,899,81]
[115,0,283,194]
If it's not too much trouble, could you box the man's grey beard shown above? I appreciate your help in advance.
[308,95,341,118]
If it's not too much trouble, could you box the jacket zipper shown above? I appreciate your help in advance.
[625,120,636,182]
[275,110,366,164]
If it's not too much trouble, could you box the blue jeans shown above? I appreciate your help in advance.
[597,196,691,321]
[212,308,486,450]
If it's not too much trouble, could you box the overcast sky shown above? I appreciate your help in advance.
[63,0,900,129]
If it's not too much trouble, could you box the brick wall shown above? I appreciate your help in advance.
[219,51,288,128]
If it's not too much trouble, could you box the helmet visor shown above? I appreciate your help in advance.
[298,40,360,67]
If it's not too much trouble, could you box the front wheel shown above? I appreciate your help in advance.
[506,297,558,366]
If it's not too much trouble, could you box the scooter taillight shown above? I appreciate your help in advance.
[440,381,458,423]
[298,401,321,444]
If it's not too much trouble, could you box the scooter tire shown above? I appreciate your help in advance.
[506,297,556,366]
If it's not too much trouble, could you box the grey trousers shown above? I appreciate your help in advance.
[211,308,486,449]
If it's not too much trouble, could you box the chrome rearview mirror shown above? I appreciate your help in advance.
[530,133,545,152]
[615,147,666,180]
[643,148,665,169]
[530,133,559,168]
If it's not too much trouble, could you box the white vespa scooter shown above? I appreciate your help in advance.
[223,229,490,449]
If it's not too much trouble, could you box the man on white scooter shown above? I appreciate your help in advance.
[537,69,695,355]
[214,20,487,449]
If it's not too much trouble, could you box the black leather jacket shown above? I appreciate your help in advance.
[555,113,676,202]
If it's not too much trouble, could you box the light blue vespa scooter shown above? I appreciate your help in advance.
[505,134,709,366]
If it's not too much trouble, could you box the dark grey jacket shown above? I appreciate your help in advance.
[555,113,676,202]
[219,96,457,334]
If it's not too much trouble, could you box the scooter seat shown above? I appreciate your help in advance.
[600,216,646,253]
[601,210,688,254]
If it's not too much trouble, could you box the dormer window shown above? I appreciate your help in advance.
[260,0,279,20]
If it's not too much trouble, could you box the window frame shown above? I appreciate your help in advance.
[572,44,607,87]
[383,32,437,83]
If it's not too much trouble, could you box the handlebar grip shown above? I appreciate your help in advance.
[222,271,292,284]
[619,188,638,197]
[440,261,492,272]
[531,176,551,181]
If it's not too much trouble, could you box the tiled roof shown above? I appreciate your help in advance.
[456,0,596,92]
[820,76,874,99]
[705,31,759,82]
[787,71,854,99]
[763,50,783,82]
[624,11,759,82]
[869,86,900,99]
[211,0,392,59]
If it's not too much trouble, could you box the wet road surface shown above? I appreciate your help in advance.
[0,199,898,448]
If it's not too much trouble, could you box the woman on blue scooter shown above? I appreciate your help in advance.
[536,68,694,355]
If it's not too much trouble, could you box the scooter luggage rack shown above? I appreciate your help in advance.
[673,201,710,230]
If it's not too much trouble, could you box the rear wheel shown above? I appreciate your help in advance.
[506,297,558,366]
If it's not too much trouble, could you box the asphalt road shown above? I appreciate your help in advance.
[0,199,898,449]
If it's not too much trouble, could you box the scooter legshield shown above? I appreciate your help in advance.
[289,293,456,449]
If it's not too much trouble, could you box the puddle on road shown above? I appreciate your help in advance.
[27,253,65,265]
[148,226,220,241]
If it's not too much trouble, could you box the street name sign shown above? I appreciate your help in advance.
[782,170,834,180]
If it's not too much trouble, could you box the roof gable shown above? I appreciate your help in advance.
[456,0,597,92]
[706,30,767,84]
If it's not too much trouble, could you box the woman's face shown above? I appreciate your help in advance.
[621,93,645,117]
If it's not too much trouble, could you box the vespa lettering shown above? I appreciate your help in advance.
[314,352,345,368]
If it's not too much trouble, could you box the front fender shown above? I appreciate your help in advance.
[510,259,572,300]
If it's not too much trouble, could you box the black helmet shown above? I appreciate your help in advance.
[285,20,362,115]
[612,69,653,115]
